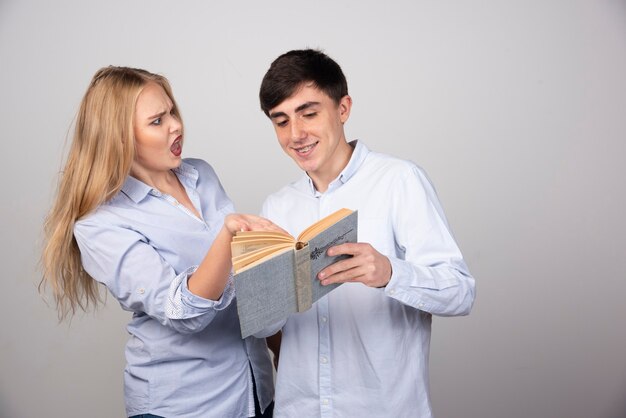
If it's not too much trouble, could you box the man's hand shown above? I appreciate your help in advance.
[317,242,392,288]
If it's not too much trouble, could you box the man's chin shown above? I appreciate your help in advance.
[288,154,313,172]
[295,160,316,173]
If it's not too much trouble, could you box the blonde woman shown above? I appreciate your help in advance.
[42,66,279,418]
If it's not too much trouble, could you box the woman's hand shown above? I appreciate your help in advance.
[188,214,287,300]
[224,214,288,236]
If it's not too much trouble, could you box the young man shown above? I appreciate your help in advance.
[256,49,475,417]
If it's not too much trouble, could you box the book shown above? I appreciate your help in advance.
[231,208,358,338]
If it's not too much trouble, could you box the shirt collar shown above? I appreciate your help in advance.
[121,160,199,203]
[305,140,370,195]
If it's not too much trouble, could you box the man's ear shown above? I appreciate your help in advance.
[339,95,352,123]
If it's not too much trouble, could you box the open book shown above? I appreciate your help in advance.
[231,208,358,338]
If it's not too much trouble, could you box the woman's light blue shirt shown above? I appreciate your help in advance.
[74,158,273,418]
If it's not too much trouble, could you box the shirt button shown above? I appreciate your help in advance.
[388,288,395,295]
[138,288,145,294]
[320,356,328,364]
[322,399,329,406]
[321,316,328,323]
[419,302,425,309]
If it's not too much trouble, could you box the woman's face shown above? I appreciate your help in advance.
[132,82,183,178]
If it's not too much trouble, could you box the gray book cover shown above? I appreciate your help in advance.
[234,210,358,338]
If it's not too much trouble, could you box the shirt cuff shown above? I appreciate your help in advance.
[166,266,235,319]
[384,257,429,311]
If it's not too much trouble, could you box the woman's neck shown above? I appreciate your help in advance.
[131,165,179,194]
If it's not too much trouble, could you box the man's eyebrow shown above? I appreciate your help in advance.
[269,102,320,119]
[295,101,320,113]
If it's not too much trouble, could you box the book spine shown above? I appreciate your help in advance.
[294,243,312,312]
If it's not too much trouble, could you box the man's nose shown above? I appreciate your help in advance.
[291,119,306,140]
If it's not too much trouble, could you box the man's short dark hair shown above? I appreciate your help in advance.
[259,49,349,116]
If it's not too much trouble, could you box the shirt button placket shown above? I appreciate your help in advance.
[318,297,332,416]
[319,190,333,218]
[317,192,333,416]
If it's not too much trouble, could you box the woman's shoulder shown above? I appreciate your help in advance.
[182,157,214,174]
[74,182,145,233]
[74,198,131,232]
[180,158,232,211]
[182,157,228,188]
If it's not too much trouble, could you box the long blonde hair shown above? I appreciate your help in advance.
[41,66,182,319]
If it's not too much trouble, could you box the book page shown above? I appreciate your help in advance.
[233,245,293,273]
[232,231,294,240]
[231,236,294,257]
[298,208,353,242]
[231,230,295,272]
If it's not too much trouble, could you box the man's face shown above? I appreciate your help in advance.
[268,83,352,186]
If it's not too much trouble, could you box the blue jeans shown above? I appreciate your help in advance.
[129,415,163,418]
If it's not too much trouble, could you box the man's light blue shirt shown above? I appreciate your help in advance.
[258,141,475,418]
[74,158,273,418]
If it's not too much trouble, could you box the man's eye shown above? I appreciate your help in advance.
[151,117,162,126]
[276,120,288,128]
[303,112,317,118]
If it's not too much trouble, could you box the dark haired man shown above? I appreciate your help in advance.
[256,49,475,417]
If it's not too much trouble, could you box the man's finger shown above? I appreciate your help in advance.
[327,242,363,257]
[319,256,361,279]
[320,267,366,286]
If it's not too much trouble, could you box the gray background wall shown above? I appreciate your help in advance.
[1,1,625,417]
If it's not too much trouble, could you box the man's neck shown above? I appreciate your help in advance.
[309,140,355,193]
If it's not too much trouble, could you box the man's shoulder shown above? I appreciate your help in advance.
[363,148,424,178]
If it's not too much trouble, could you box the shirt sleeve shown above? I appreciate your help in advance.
[74,217,234,334]
[383,165,476,316]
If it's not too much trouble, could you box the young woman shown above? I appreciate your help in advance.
[41,66,278,417]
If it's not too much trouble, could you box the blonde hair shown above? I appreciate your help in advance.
[41,66,182,319]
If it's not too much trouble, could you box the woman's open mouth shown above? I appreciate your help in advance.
[170,137,182,157]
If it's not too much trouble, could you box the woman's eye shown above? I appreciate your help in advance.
[151,117,162,126]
